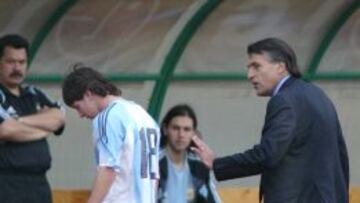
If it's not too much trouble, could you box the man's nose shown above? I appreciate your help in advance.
[178,129,186,137]
[13,62,24,71]
[78,111,84,118]
[247,69,254,80]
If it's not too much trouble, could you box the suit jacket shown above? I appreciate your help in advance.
[213,77,349,203]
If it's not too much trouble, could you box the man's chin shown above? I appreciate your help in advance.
[9,78,24,85]
[256,91,267,97]
[174,147,188,153]
[5,82,22,88]
[255,89,271,97]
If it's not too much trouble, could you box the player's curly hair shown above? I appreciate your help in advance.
[62,63,121,106]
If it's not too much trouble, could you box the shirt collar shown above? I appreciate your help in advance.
[0,83,30,97]
[272,75,290,97]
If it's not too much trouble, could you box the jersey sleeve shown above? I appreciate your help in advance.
[94,104,128,170]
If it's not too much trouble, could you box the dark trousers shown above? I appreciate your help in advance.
[0,173,52,203]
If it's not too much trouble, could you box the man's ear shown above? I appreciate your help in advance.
[277,62,287,74]
[84,90,92,97]
[82,90,94,101]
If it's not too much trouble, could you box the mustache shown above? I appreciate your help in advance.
[10,71,23,78]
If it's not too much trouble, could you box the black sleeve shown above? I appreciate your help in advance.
[336,117,349,188]
[0,105,10,124]
[33,87,65,135]
[0,90,9,124]
[33,87,62,109]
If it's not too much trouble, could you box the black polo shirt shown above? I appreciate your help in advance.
[0,83,64,174]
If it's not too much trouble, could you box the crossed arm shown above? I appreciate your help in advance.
[0,108,65,142]
[18,107,65,132]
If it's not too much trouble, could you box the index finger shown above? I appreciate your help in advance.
[191,135,203,147]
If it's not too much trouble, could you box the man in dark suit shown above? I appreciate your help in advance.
[192,38,349,203]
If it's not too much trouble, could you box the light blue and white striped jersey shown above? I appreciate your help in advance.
[92,98,160,203]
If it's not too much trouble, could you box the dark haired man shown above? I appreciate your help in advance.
[0,34,65,203]
[62,65,160,203]
[192,38,349,203]
[158,104,220,203]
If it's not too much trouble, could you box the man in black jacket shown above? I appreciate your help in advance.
[192,38,349,203]
[0,34,65,203]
